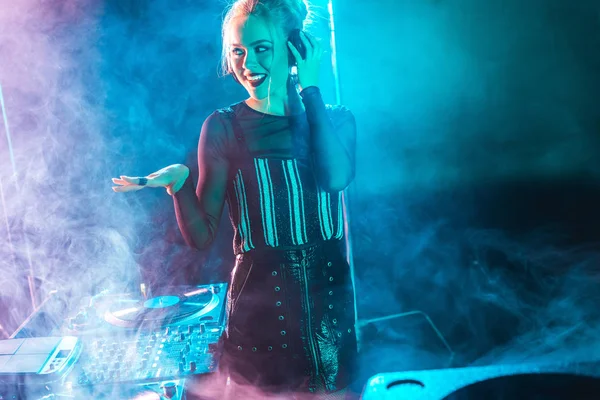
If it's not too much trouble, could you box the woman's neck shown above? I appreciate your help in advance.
[245,82,304,116]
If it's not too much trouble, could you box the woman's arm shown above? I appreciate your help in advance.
[301,86,356,193]
[172,112,230,250]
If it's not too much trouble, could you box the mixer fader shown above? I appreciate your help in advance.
[74,323,221,386]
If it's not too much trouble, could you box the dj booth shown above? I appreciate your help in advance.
[3,284,600,399]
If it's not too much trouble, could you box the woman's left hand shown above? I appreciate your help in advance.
[288,31,324,91]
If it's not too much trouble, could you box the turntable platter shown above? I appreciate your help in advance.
[104,287,218,328]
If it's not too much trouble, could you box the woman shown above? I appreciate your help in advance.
[112,0,357,396]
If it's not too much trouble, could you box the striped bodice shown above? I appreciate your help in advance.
[226,156,344,254]
[216,101,346,255]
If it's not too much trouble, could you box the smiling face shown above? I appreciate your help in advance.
[226,15,290,100]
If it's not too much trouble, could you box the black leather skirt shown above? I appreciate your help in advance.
[217,239,358,394]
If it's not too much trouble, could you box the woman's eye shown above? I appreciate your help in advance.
[231,48,244,56]
[256,46,270,53]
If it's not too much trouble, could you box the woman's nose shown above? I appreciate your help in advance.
[242,52,258,70]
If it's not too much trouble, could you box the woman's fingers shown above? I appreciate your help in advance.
[112,166,177,192]
[300,31,313,47]
[112,177,131,184]
[115,175,158,186]
[112,185,144,193]
[119,175,145,185]
[299,31,313,59]
[287,41,302,62]
[112,176,149,192]
[303,31,323,59]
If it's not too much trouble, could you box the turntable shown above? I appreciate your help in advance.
[104,286,220,329]
[361,360,600,399]
[63,284,228,395]
[64,283,228,336]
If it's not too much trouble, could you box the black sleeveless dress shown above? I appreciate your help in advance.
[173,94,358,394]
[212,101,358,393]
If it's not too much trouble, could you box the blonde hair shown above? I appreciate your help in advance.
[220,0,312,77]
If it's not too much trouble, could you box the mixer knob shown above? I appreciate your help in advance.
[165,327,170,335]
[199,324,206,334]
[161,381,178,399]
[178,362,184,373]
[180,332,185,341]
[187,325,193,334]
[190,361,197,373]
[185,343,190,353]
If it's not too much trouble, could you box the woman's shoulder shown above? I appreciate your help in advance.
[213,101,246,118]
[202,101,244,122]
[198,105,243,156]
[200,102,246,133]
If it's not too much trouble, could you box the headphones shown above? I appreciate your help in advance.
[228,29,307,84]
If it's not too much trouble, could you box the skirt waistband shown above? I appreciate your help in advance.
[235,239,344,261]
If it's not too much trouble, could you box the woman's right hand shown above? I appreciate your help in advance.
[111,164,190,195]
